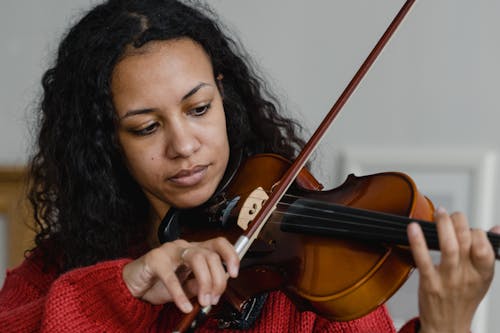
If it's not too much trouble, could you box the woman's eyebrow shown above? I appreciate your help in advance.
[119,108,153,120]
[181,82,211,101]
[119,82,212,120]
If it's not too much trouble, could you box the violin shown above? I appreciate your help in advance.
[161,153,500,331]
[160,0,500,331]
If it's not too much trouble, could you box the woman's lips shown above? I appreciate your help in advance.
[169,165,208,187]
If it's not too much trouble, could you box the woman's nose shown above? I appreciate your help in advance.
[165,122,201,159]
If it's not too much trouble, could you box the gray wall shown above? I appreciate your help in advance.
[1,0,499,331]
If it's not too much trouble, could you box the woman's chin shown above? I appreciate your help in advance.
[167,190,214,209]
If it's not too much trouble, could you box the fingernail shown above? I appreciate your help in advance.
[230,265,239,278]
[407,222,419,237]
[211,295,220,305]
[182,302,193,313]
[435,206,447,216]
[201,293,211,306]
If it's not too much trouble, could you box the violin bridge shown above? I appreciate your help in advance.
[237,187,269,230]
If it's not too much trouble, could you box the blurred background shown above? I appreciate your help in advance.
[1,0,499,331]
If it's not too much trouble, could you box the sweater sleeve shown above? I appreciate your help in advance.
[0,255,54,332]
[312,305,398,332]
[311,305,421,333]
[39,258,163,332]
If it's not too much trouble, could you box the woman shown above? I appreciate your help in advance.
[0,0,496,332]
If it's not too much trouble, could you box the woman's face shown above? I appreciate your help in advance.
[112,38,229,215]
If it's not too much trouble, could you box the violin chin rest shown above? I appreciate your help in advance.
[158,208,181,243]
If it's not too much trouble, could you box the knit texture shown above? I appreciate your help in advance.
[0,253,419,332]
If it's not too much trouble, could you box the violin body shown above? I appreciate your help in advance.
[176,153,435,321]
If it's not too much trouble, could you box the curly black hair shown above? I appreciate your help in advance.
[29,0,306,272]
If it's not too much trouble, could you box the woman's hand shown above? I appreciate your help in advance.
[122,237,239,313]
[407,207,498,333]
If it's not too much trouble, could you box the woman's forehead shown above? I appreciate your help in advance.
[111,38,216,115]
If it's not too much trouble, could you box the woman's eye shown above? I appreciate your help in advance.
[189,103,211,117]
[131,122,158,136]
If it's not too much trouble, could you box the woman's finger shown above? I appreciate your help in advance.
[205,251,228,304]
[145,245,193,311]
[449,212,471,260]
[181,247,215,307]
[435,207,460,269]
[205,237,240,278]
[489,225,500,234]
[156,265,194,313]
[470,229,495,277]
[407,222,434,278]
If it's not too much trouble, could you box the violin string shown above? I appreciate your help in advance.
[273,206,426,232]
[274,196,500,246]
[263,215,427,247]
[237,203,440,246]
[241,191,438,235]
[237,191,500,248]
[248,207,440,246]
[265,211,500,251]
[272,210,439,247]
[279,202,437,234]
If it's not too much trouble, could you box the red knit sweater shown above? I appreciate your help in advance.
[0,253,419,332]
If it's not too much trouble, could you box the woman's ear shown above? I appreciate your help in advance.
[216,73,224,98]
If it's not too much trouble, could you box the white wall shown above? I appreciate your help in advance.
[1,0,499,331]
[0,216,7,284]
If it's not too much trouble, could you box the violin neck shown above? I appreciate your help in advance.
[278,198,500,260]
